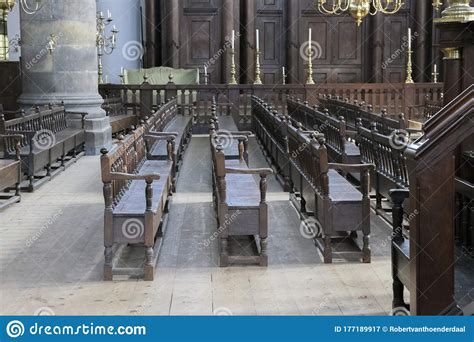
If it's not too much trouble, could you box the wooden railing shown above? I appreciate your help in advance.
[99,82,443,130]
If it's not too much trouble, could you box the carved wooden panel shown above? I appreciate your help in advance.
[382,15,408,83]
[181,2,221,83]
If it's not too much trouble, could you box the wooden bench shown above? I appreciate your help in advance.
[252,97,291,191]
[1,104,86,192]
[146,98,193,176]
[288,98,361,164]
[286,122,374,263]
[100,125,176,281]
[0,134,23,209]
[209,122,250,164]
[210,135,273,267]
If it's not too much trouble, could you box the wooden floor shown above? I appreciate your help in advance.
[0,127,396,315]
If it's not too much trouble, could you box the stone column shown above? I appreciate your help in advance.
[18,0,112,155]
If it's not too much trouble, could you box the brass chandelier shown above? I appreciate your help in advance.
[316,0,405,26]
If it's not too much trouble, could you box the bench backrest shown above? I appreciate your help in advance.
[252,97,288,150]
[319,96,405,135]
[146,98,178,133]
[288,99,346,157]
[102,96,125,117]
[357,123,409,188]
[286,122,329,196]
[1,104,69,152]
[101,125,148,207]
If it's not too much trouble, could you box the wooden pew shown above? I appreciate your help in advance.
[288,98,361,164]
[210,135,273,267]
[100,125,175,281]
[252,97,291,191]
[0,134,23,209]
[389,84,473,315]
[0,104,86,192]
[286,122,374,263]
[146,98,193,176]
[209,123,250,164]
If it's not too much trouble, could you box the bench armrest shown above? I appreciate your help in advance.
[217,130,253,137]
[145,134,176,141]
[109,172,161,182]
[225,167,273,176]
[7,130,35,154]
[329,163,374,197]
[148,131,179,138]
[345,130,358,140]
[328,163,374,173]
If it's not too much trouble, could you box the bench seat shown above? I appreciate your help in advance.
[328,170,363,203]
[225,160,260,208]
[113,161,173,215]
[149,116,192,158]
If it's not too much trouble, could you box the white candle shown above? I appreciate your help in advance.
[408,28,412,50]
[309,28,312,46]
[256,29,260,50]
[231,30,235,49]
[204,66,208,76]
[434,64,437,73]
[121,67,124,75]
[283,66,285,75]
[105,75,109,83]
[107,10,112,19]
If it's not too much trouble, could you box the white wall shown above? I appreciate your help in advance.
[97,0,143,84]
[7,4,21,61]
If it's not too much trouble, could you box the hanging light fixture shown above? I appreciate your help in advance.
[316,0,405,26]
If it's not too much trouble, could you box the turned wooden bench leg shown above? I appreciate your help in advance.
[362,233,371,263]
[392,276,406,309]
[259,238,268,266]
[103,246,113,281]
[323,234,332,263]
[144,247,154,281]
[220,238,229,267]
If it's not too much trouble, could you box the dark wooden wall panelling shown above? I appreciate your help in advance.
[151,0,429,84]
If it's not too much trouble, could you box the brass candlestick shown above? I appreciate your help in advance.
[432,67,439,83]
[254,49,262,85]
[405,49,414,84]
[306,49,315,85]
[229,48,237,85]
